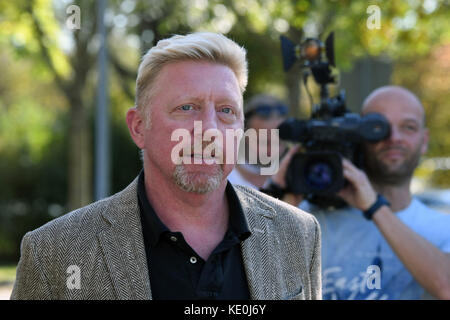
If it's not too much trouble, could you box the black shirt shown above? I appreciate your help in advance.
[137,171,252,300]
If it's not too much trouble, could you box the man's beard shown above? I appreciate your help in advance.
[364,144,422,186]
[172,164,224,194]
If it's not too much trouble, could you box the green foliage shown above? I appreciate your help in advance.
[0,265,16,283]
[393,42,450,188]
[0,0,449,261]
[0,123,68,261]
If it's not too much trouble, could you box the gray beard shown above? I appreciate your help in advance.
[172,164,224,194]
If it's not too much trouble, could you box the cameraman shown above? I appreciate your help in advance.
[271,86,450,299]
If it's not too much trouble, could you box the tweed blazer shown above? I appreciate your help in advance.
[11,177,321,300]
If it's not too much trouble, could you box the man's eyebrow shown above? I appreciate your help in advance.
[171,96,202,104]
[170,95,240,106]
[402,118,424,128]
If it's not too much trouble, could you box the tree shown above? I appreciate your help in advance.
[8,0,99,210]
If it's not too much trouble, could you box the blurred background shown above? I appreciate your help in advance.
[0,0,449,296]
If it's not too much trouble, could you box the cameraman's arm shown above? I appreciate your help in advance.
[338,158,450,300]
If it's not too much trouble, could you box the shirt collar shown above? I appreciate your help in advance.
[137,170,169,247]
[137,170,251,247]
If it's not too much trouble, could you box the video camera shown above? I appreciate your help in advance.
[279,32,390,208]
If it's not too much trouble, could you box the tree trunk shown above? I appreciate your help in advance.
[67,99,92,211]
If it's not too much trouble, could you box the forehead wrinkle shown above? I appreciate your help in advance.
[169,77,242,110]
[170,89,241,108]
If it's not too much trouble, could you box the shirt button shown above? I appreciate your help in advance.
[190,256,197,264]
[169,236,178,242]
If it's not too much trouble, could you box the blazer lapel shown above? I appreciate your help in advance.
[235,187,286,300]
[97,178,152,300]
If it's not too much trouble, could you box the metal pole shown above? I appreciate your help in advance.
[95,0,110,200]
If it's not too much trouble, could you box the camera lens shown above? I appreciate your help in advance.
[304,161,334,190]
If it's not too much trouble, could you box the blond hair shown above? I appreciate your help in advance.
[135,32,248,121]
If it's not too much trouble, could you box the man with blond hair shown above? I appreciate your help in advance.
[11,32,321,300]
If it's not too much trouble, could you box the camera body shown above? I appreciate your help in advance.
[279,112,390,206]
[279,33,390,207]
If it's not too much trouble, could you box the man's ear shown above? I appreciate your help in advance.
[126,107,146,149]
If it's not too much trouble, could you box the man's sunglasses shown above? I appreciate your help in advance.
[246,104,288,119]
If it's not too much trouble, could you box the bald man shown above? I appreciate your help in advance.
[276,86,450,299]
[361,86,428,210]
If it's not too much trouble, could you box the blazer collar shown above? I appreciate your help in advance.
[98,177,152,300]
[233,185,288,300]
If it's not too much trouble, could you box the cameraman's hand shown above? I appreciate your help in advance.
[272,145,304,207]
[337,158,377,211]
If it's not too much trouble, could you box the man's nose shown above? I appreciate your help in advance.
[199,107,220,131]
[387,125,402,142]
[192,107,220,142]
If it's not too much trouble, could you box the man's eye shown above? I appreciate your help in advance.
[403,125,417,132]
[221,107,233,114]
[179,104,193,111]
